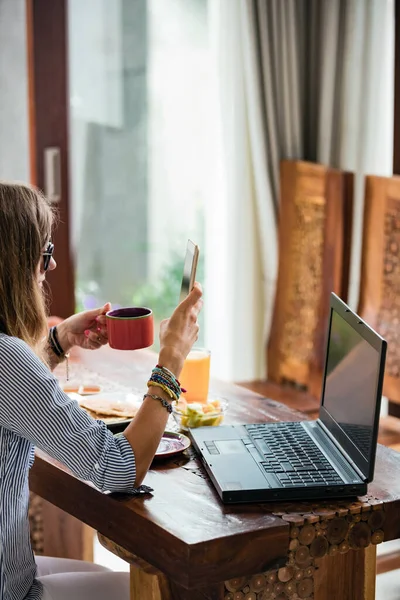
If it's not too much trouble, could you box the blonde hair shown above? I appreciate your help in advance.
[0,182,54,350]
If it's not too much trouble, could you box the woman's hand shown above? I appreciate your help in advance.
[158,282,203,377]
[56,303,111,352]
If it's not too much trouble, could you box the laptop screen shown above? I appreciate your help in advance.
[320,306,382,478]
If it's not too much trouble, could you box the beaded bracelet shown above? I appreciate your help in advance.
[147,380,177,400]
[150,366,185,396]
[156,364,183,387]
[156,365,186,393]
[150,372,177,387]
[152,370,180,393]
[148,373,179,397]
[147,368,182,400]
[143,393,173,414]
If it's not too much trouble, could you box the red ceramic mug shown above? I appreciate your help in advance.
[106,307,154,350]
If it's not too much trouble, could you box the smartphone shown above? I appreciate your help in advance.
[179,239,199,303]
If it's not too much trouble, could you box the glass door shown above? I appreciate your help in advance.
[28,0,215,335]
[67,0,214,346]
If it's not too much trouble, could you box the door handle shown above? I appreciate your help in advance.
[44,147,61,203]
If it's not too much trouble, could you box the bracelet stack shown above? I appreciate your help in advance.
[48,326,65,357]
[145,365,185,412]
[147,365,185,401]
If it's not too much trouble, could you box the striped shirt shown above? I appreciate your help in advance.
[0,334,139,600]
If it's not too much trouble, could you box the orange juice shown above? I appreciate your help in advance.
[179,349,211,404]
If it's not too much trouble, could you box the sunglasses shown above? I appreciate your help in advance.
[42,241,55,271]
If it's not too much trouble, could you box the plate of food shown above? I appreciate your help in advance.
[113,430,191,459]
[67,391,142,432]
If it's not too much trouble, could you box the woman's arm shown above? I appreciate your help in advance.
[0,285,202,491]
[123,285,203,485]
[0,334,137,492]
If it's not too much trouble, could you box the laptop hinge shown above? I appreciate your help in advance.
[314,419,365,480]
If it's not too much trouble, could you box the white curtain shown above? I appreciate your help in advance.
[205,0,302,382]
[205,0,272,382]
[205,0,394,382]
[313,0,394,308]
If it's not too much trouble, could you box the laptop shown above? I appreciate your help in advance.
[190,293,387,503]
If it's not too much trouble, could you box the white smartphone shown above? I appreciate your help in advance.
[179,239,199,303]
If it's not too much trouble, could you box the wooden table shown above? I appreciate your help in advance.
[29,347,400,600]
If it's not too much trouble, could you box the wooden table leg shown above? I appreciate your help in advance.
[130,565,166,600]
[129,566,224,600]
[313,545,376,600]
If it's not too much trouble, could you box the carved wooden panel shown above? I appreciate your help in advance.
[29,492,44,554]
[29,491,94,561]
[358,176,400,403]
[376,198,400,379]
[278,195,325,372]
[268,161,353,395]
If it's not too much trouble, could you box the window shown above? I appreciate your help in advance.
[68,0,215,348]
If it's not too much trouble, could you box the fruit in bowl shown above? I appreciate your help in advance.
[173,397,228,430]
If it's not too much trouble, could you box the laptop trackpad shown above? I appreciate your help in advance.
[214,440,248,454]
[209,451,271,490]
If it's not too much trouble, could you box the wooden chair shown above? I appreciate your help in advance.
[29,492,94,560]
[239,160,354,416]
[358,175,400,430]
[357,175,400,574]
[358,175,400,406]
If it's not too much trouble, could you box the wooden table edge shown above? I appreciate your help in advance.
[30,451,290,587]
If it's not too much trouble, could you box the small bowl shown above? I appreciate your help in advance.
[172,398,228,431]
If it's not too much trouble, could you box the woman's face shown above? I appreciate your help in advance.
[36,241,57,287]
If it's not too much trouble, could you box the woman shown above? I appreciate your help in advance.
[0,181,203,600]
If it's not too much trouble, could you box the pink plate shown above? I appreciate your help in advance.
[154,431,191,459]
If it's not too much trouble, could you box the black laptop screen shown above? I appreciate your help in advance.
[321,309,380,463]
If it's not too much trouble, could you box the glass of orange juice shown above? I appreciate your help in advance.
[179,348,211,404]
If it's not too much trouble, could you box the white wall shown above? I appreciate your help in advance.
[0,0,29,181]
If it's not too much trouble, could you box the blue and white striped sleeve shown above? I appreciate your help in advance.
[0,335,140,494]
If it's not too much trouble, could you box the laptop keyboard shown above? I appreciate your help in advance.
[245,422,344,487]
